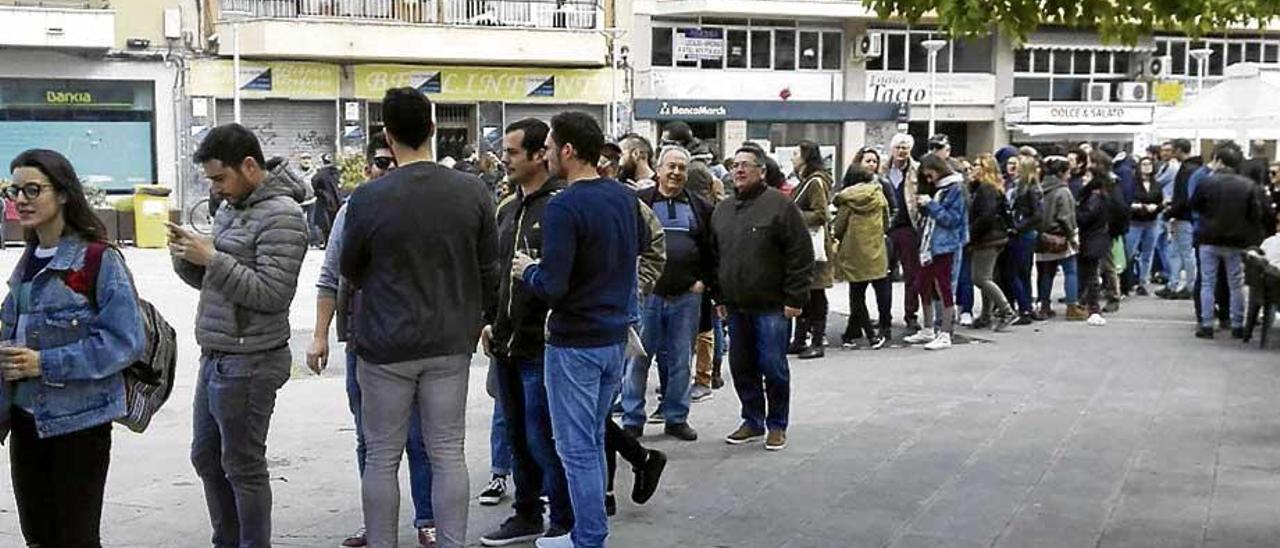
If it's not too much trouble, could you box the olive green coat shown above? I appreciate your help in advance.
[792,170,835,289]
[832,183,890,283]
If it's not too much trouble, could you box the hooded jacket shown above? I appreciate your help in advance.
[174,163,310,353]
[832,183,889,283]
[490,179,565,361]
[921,173,969,257]
[1037,174,1078,262]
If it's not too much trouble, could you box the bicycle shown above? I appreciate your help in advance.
[187,197,215,235]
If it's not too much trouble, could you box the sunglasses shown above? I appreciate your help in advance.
[372,156,396,170]
[3,183,54,201]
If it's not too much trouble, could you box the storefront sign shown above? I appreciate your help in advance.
[0,78,144,110]
[189,60,340,99]
[865,73,995,106]
[634,99,900,122]
[675,28,724,62]
[353,65,610,103]
[1024,101,1155,124]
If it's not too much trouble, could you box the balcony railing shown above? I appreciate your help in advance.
[0,0,109,7]
[219,0,602,29]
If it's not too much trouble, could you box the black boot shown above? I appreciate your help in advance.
[787,318,808,354]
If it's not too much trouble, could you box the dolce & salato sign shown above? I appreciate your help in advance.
[1024,102,1155,124]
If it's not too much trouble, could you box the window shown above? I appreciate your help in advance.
[1171,41,1187,74]
[750,30,772,68]
[1013,78,1051,100]
[1246,41,1262,63]
[1095,51,1113,74]
[727,29,748,68]
[1267,43,1279,63]
[1052,51,1071,74]
[774,30,795,70]
[1209,42,1225,75]
[1052,78,1085,101]
[886,33,906,70]
[1014,49,1031,72]
[798,31,820,69]
[652,27,673,66]
[1033,49,1050,72]
[935,43,951,72]
[674,27,699,68]
[700,27,723,69]
[953,35,993,72]
[1072,50,1092,74]
[1113,52,1131,74]
[907,33,928,71]
[821,32,841,70]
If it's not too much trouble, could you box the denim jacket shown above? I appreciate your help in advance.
[0,237,146,440]
[923,174,970,256]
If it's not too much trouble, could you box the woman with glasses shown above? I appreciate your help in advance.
[1127,156,1165,295]
[787,141,835,360]
[1,149,147,548]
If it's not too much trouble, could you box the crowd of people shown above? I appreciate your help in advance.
[2,82,1280,548]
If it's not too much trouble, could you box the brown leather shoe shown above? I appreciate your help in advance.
[724,424,765,445]
[1065,304,1089,321]
[765,429,788,451]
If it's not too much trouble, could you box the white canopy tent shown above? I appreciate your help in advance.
[1154,63,1280,143]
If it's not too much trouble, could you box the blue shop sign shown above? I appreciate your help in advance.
[634,99,905,122]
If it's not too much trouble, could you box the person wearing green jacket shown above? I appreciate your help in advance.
[833,165,891,350]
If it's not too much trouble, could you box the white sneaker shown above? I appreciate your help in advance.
[924,332,953,351]
[903,328,937,345]
[536,532,574,548]
[959,313,974,327]
[1087,314,1107,327]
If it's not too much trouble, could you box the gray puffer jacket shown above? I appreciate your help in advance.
[175,164,309,353]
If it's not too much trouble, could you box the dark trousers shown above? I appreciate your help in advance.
[495,356,573,530]
[1003,233,1037,314]
[845,277,892,340]
[605,418,647,493]
[1079,256,1103,313]
[793,288,829,345]
[10,410,112,548]
[889,227,922,322]
[728,311,792,432]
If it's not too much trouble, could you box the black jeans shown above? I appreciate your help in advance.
[845,278,892,340]
[605,418,647,493]
[1079,256,1102,313]
[10,409,112,548]
[794,288,829,345]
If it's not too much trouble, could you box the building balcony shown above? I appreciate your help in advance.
[650,0,872,19]
[0,1,114,50]
[216,0,608,66]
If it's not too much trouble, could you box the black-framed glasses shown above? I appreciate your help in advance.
[3,183,54,201]
[372,156,396,171]
[731,161,760,170]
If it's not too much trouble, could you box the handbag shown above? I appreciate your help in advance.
[810,225,828,262]
[1036,231,1069,254]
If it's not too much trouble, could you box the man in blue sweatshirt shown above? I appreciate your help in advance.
[512,111,644,548]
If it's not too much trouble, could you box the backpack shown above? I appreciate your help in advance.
[66,242,179,433]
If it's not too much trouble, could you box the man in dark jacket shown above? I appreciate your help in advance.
[341,88,500,548]
[309,153,342,247]
[622,145,714,442]
[1190,142,1272,339]
[712,146,813,452]
[477,118,574,546]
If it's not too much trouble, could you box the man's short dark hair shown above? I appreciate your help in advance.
[919,153,953,175]
[663,121,694,145]
[620,133,653,161]
[194,123,265,169]
[601,142,622,163]
[366,130,390,162]
[1171,138,1193,155]
[504,118,549,157]
[1213,141,1244,170]
[549,111,605,165]
[381,87,435,150]
[1043,156,1070,177]
[734,146,765,166]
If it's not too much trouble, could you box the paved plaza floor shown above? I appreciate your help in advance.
[0,249,1277,547]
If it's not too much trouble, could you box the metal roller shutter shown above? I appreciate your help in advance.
[215,99,336,161]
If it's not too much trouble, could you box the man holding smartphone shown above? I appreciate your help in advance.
[171,123,310,548]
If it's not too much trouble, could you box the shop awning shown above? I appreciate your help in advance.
[1011,123,1152,137]
[1022,30,1156,52]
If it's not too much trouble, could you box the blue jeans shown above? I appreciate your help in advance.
[1037,256,1079,305]
[1155,216,1171,281]
[712,313,726,368]
[545,343,625,548]
[345,350,434,527]
[726,311,791,432]
[1198,245,1246,328]
[490,398,512,476]
[1166,220,1198,290]
[1004,232,1037,314]
[495,357,573,530]
[1126,222,1159,285]
[192,347,291,548]
[956,250,974,315]
[623,292,700,427]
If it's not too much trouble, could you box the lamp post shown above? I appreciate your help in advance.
[922,39,948,137]
[1189,47,1213,154]
[602,27,627,139]
[221,9,251,124]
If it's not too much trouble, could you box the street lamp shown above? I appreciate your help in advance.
[221,9,251,124]
[922,39,948,138]
[601,27,627,139]
[1189,47,1213,153]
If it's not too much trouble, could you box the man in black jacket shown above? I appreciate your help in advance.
[712,146,813,452]
[477,118,574,546]
[309,153,342,247]
[622,145,714,442]
[1191,142,1272,339]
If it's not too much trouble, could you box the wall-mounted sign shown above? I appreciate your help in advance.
[190,60,340,99]
[865,73,995,106]
[1023,101,1155,124]
[0,78,145,110]
[353,65,609,103]
[674,28,724,62]
[634,99,900,122]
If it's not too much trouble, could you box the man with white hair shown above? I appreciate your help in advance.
[624,145,715,441]
[883,133,924,335]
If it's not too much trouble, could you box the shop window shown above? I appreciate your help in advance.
[1171,41,1188,74]
[799,31,820,69]
[886,33,907,70]
[1014,49,1031,72]
[1052,51,1071,74]
[774,30,796,70]
[726,29,748,68]
[1051,78,1086,101]
[907,33,928,72]
[751,30,772,69]
[1013,77,1051,100]
[652,27,673,66]
[821,32,842,70]
[952,35,993,72]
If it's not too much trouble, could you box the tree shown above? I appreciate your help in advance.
[862,0,1280,44]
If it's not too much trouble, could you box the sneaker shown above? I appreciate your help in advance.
[1103,300,1120,314]
[724,423,766,445]
[646,409,664,424]
[841,335,858,349]
[798,346,825,359]
[904,319,922,336]
[417,526,437,548]
[535,532,574,548]
[1195,326,1215,339]
[622,425,643,439]
[712,374,725,389]
[971,316,991,330]
[867,336,887,350]
[665,422,698,441]
[765,429,788,451]
[1086,314,1107,327]
[1011,313,1035,327]
[1174,288,1194,300]
[605,491,617,516]
[959,312,974,327]
[1155,287,1174,299]
[903,328,937,345]
[1065,305,1089,322]
[478,476,507,506]
[1135,285,1149,297]
[341,527,368,548]
[690,384,714,403]
[993,313,1013,333]
[923,332,952,351]
[480,516,543,546]
[632,449,667,504]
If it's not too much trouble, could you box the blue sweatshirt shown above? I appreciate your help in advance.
[522,177,643,348]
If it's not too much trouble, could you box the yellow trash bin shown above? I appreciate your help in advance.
[133,185,172,248]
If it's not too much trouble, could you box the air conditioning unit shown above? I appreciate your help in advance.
[1086,83,1112,102]
[1139,55,1172,80]
[854,32,883,59]
[1116,81,1149,102]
